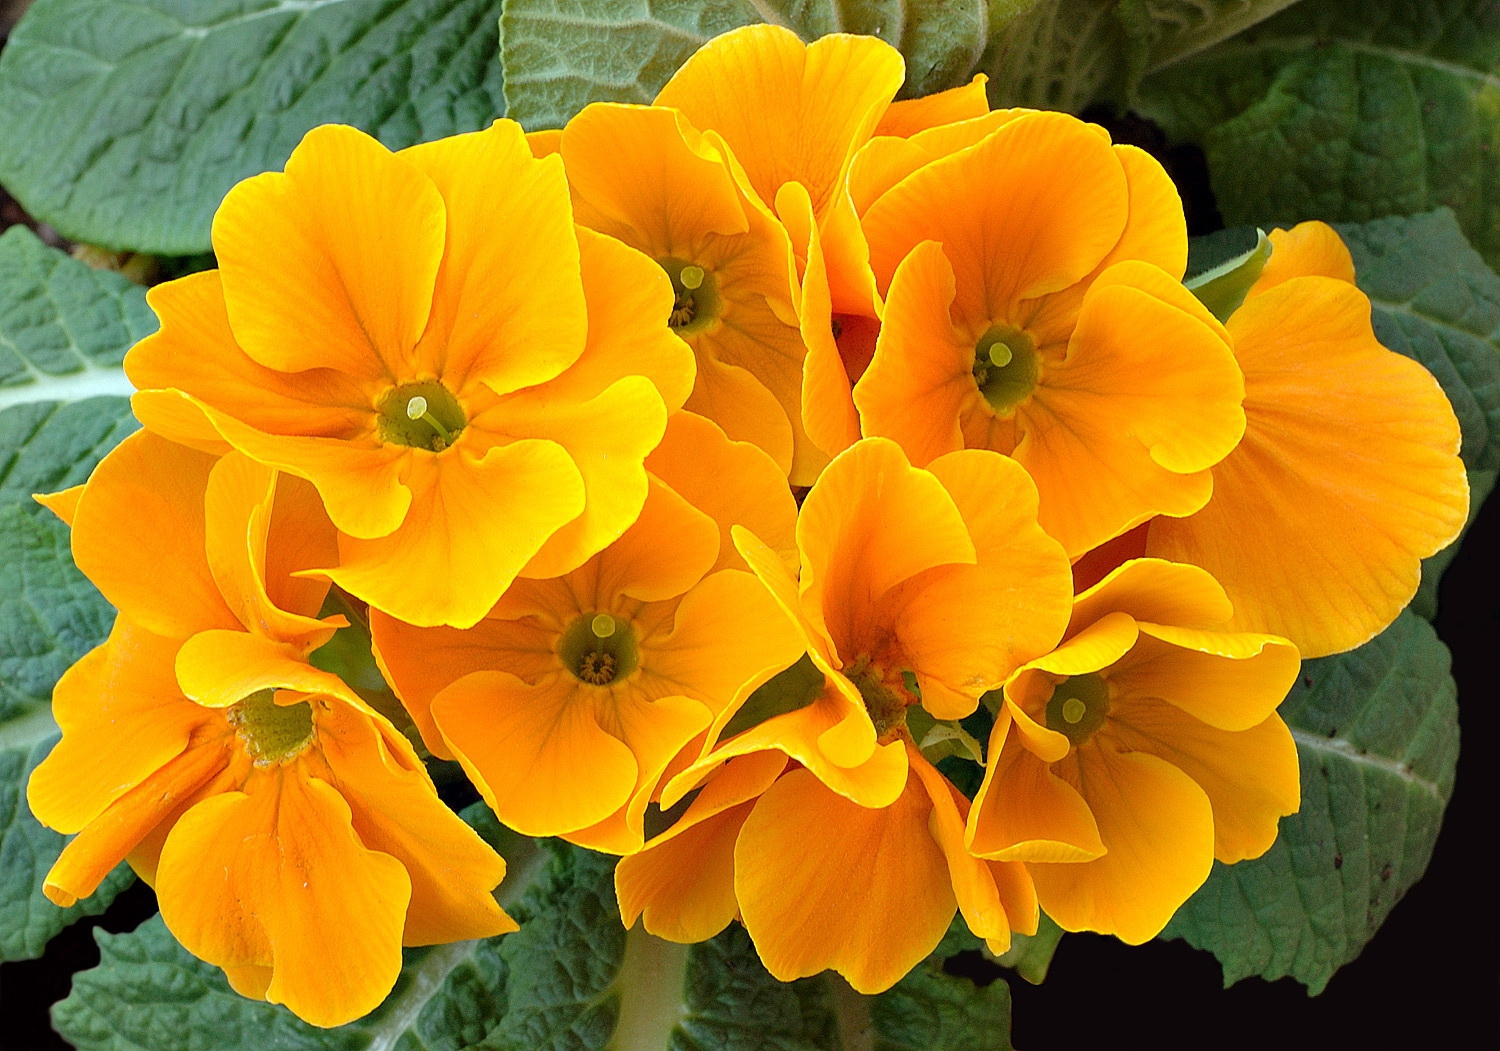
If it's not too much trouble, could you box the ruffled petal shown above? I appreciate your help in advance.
[506,376,668,581]
[874,75,990,137]
[431,671,638,836]
[1071,557,1233,634]
[1248,221,1356,295]
[156,769,412,1027]
[1031,745,1214,943]
[647,411,798,574]
[398,120,588,394]
[967,720,1105,863]
[314,702,516,943]
[861,111,1128,324]
[854,240,976,466]
[735,766,953,993]
[589,476,719,604]
[1107,700,1299,863]
[328,439,586,629]
[1147,275,1466,656]
[127,271,379,438]
[213,124,443,381]
[174,630,365,711]
[901,449,1073,716]
[70,431,239,638]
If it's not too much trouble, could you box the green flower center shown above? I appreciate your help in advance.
[659,258,721,334]
[376,381,466,452]
[971,325,1040,413]
[228,689,315,765]
[844,654,918,741]
[559,612,639,686]
[1044,672,1110,747]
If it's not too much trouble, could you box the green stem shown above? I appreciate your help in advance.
[603,926,692,1051]
[824,973,875,1051]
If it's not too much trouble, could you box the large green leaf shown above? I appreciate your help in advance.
[1162,612,1459,993]
[0,226,150,960]
[1135,0,1500,268]
[499,0,1304,130]
[0,0,507,255]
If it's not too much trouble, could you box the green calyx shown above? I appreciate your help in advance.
[844,654,917,740]
[1044,672,1110,747]
[971,325,1040,412]
[376,380,466,451]
[228,688,315,765]
[659,257,721,334]
[559,612,639,686]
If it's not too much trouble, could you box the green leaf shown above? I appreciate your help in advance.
[482,841,838,1051]
[1134,0,1500,269]
[499,1,1301,130]
[1334,208,1500,471]
[718,652,825,741]
[0,731,136,962]
[990,913,1063,986]
[1185,227,1270,320]
[866,962,1014,1051]
[0,0,508,255]
[0,226,150,959]
[1162,612,1459,994]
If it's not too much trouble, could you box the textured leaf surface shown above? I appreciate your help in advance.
[1135,0,1500,268]
[499,0,1301,129]
[867,962,1013,1051]
[0,227,148,960]
[1162,613,1459,993]
[0,0,507,254]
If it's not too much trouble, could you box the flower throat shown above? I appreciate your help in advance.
[376,381,466,451]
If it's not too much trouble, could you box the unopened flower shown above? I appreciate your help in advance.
[967,558,1301,943]
[28,433,512,1027]
[126,121,693,628]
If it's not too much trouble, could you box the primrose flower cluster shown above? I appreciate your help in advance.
[29,25,1468,1027]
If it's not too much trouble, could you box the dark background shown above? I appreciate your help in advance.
[1,2,1496,1041]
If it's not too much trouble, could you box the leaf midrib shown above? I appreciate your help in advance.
[1290,727,1446,801]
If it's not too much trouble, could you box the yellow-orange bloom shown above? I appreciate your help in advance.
[370,413,802,853]
[126,120,693,629]
[968,558,1301,944]
[558,103,820,482]
[27,432,512,1027]
[852,110,1246,557]
[1145,222,1468,656]
[618,438,1072,991]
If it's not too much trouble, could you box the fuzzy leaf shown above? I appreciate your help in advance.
[1135,0,1500,269]
[0,0,507,255]
[867,961,1014,1051]
[498,0,1302,129]
[1162,612,1459,994]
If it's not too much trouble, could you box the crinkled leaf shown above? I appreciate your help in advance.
[1335,209,1500,471]
[1162,612,1459,994]
[0,227,148,959]
[1135,0,1500,269]
[482,840,838,1051]
[0,0,508,255]
[866,960,1013,1051]
[0,731,135,962]
[499,0,1301,130]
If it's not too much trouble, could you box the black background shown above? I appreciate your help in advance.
[0,23,1496,1044]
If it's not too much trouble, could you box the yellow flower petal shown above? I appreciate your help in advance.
[213,124,444,381]
[873,75,990,137]
[1111,623,1300,732]
[968,721,1105,863]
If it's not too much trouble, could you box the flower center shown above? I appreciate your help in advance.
[228,688,315,765]
[559,612,639,686]
[375,381,466,451]
[971,325,1040,413]
[659,258,721,334]
[1044,672,1110,747]
[844,654,919,742]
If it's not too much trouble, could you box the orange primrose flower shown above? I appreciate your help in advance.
[369,412,803,854]
[967,558,1301,944]
[852,109,1247,557]
[1145,222,1469,657]
[125,120,693,629]
[558,102,822,482]
[618,437,1074,991]
[27,432,512,1027]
